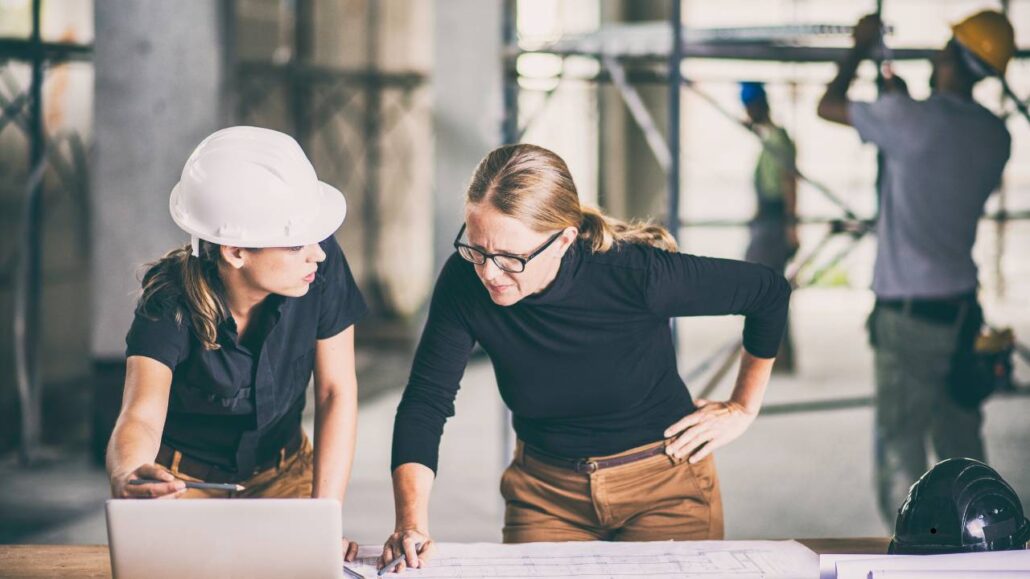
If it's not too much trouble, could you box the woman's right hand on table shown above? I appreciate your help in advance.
[379,528,434,574]
[111,463,186,499]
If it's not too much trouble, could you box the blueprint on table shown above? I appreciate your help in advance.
[348,539,818,578]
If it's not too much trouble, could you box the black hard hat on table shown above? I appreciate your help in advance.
[889,458,1030,554]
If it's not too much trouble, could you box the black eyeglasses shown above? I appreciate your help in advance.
[453,223,563,273]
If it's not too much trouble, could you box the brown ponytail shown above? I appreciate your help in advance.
[467,144,677,253]
[137,240,228,350]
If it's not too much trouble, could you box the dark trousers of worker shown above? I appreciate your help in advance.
[746,216,796,372]
[160,432,314,499]
[501,440,724,543]
[870,305,985,526]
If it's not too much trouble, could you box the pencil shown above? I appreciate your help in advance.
[343,565,366,579]
[378,542,423,576]
[128,479,245,492]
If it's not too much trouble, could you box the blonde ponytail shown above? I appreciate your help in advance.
[137,241,228,350]
[467,144,678,254]
[578,205,678,253]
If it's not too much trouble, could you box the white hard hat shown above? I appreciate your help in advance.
[169,126,347,256]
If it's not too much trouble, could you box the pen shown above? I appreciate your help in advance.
[378,542,423,576]
[128,479,246,492]
[343,564,366,579]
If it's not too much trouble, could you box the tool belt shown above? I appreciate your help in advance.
[872,294,1015,408]
[523,441,667,474]
[156,428,303,484]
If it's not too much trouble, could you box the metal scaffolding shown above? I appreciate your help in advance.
[5,0,432,462]
[1,0,93,464]
[234,0,428,318]
[500,1,1030,410]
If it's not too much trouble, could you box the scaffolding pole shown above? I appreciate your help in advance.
[667,0,682,242]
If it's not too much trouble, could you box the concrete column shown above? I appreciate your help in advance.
[90,0,228,460]
[432,0,504,273]
[91,0,228,361]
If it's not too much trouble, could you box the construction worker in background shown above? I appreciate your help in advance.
[817,11,1015,525]
[741,81,798,372]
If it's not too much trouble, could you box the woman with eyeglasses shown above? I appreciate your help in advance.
[379,144,790,573]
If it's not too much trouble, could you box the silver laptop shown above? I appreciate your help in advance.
[106,499,343,579]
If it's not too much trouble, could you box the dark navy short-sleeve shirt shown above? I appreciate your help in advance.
[125,235,367,475]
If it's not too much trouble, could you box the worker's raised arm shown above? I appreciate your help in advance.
[106,355,184,499]
[818,14,881,125]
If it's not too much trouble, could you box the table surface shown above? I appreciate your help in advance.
[0,538,892,577]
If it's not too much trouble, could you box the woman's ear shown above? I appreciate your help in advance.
[558,227,579,256]
[220,245,247,270]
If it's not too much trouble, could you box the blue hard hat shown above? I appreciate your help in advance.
[740,81,767,106]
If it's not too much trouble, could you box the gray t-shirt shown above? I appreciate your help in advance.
[849,92,1010,299]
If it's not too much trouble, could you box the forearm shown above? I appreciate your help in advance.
[729,350,774,414]
[106,417,163,483]
[312,390,357,501]
[392,462,435,532]
[829,48,864,97]
[818,47,865,123]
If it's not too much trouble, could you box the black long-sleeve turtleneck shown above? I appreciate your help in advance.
[391,240,791,473]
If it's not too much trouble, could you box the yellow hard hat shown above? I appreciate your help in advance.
[951,10,1016,75]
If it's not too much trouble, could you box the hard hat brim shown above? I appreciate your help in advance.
[169,180,348,249]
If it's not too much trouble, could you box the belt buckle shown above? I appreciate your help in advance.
[575,459,598,474]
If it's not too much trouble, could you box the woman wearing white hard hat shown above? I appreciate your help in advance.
[106,126,367,561]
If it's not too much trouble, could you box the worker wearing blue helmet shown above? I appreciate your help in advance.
[740,81,798,372]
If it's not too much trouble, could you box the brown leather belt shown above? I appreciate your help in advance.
[156,428,303,484]
[523,442,667,474]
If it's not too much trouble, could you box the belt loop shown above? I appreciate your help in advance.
[576,459,599,474]
[170,450,183,474]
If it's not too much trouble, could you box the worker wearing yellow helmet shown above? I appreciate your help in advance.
[951,10,1017,78]
[950,10,1029,123]
[817,12,1016,526]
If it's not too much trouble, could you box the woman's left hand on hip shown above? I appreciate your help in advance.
[663,399,757,463]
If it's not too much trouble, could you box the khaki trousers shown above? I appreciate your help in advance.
[501,439,724,542]
[163,432,314,499]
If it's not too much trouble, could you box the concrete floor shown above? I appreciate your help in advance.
[2,286,1029,547]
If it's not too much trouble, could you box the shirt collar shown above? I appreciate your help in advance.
[217,294,289,335]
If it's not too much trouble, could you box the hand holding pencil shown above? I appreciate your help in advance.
[111,463,243,499]
[129,479,245,492]
[110,463,185,499]
[379,528,434,575]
